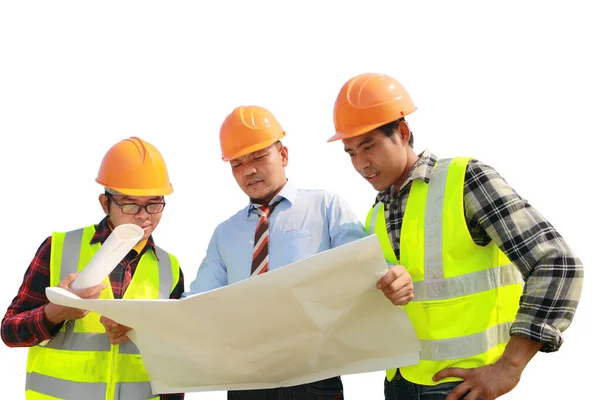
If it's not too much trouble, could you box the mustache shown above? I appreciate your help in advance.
[246,178,264,185]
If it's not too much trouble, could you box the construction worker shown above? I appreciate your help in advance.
[1,137,186,400]
[184,105,413,400]
[327,73,584,400]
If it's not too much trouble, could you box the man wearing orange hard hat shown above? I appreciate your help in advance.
[184,105,391,399]
[327,73,583,400]
[1,137,186,400]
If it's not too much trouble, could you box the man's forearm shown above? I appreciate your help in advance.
[500,334,543,372]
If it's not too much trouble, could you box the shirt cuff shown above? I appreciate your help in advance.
[509,320,563,353]
[32,305,63,341]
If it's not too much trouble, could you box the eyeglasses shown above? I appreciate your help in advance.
[106,193,166,215]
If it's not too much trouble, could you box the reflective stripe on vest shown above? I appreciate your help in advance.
[370,203,522,301]
[367,157,523,385]
[420,321,512,361]
[26,225,176,399]
[26,373,156,400]
[27,372,107,400]
[45,320,146,355]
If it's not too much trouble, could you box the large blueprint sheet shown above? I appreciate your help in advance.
[47,235,421,394]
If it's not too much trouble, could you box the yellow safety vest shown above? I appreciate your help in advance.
[366,157,524,386]
[25,224,180,400]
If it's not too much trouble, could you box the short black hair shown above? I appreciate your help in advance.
[378,118,414,148]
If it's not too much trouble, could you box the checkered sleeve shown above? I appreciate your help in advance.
[1,237,60,347]
[463,160,583,352]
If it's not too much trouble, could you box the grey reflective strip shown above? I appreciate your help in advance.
[46,320,111,351]
[119,340,141,355]
[420,321,512,361]
[115,381,155,399]
[369,202,383,235]
[423,158,451,280]
[154,245,174,299]
[413,263,523,301]
[53,229,113,353]
[61,228,85,280]
[26,372,107,400]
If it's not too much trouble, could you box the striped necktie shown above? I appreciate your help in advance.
[251,199,283,276]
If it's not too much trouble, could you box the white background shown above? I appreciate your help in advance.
[0,1,597,398]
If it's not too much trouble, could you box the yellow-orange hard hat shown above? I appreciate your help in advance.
[96,137,173,196]
[329,73,416,142]
[220,105,286,161]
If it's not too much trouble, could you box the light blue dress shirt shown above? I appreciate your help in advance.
[184,181,367,296]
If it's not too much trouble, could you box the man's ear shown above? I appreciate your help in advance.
[99,194,109,215]
[280,145,289,167]
[398,120,411,145]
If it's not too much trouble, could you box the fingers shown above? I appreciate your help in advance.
[102,317,132,345]
[446,382,472,400]
[103,320,121,332]
[378,266,414,305]
[381,276,413,296]
[74,283,108,299]
[463,388,483,400]
[377,265,408,289]
[107,331,130,345]
[376,269,396,290]
[434,367,467,382]
[58,274,107,300]
[58,273,79,289]
[99,316,116,329]
[100,316,131,334]
[106,324,130,334]
[67,306,89,320]
[389,292,414,306]
[63,308,89,321]
[73,309,89,320]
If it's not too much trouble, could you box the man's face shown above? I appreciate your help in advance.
[100,194,165,241]
[230,143,288,204]
[342,128,409,192]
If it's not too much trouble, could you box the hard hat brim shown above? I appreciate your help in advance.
[328,108,417,142]
[96,179,173,196]
[221,133,285,162]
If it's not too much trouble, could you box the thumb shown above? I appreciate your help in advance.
[101,316,117,327]
[377,269,395,289]
[58,273,79,289]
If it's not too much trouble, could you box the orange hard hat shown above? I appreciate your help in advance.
[328,73,417,142]
[219,105,286,161]
[96,137,173,196]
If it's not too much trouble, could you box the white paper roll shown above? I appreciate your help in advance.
[70,223,144,289]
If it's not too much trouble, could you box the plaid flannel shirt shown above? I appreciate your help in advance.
[1,217,185,400]
[376,150,583,352]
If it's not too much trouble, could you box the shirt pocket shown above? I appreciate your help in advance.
[280,229,314,264]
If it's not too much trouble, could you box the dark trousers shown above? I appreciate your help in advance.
[228,376,343,400]
[384,369,466,400]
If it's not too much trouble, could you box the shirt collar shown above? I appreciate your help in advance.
[90,216,156,257]
[246,180,297,218]
[376,149,438,204]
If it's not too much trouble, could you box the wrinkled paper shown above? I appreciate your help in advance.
[47,234,420,394]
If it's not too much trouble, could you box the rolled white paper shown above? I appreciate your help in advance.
[70,223,144,289]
